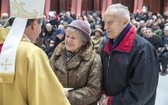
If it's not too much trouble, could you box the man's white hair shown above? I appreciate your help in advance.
[106,3,130,22]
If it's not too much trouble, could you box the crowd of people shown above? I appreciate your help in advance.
[27,6,168,76]
[0,1,168,105]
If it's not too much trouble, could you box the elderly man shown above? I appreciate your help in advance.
[0,0,70,105]
[99,4,159,105]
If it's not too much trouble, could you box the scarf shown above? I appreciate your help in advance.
[66,50,74,62]
[110,23,131,51]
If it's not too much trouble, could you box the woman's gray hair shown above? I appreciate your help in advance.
[106,3,130,22]
[66,27,87,45]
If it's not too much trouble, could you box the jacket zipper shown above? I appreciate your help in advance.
[108,55,111,67]
[106,55,111,94]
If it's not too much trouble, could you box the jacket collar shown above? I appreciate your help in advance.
[104,26,136,54]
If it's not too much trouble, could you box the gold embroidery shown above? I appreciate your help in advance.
[0,73,14,83]
[0,58,12,71]
[11,0,38,18]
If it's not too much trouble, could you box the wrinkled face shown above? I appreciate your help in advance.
[103,11,126,40]
[65,30,82,53]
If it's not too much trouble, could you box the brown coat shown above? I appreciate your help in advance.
[50,42,102,105]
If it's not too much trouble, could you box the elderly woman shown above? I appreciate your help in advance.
[50,20,102,105]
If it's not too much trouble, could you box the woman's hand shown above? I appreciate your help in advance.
[64,89,69,97]
[99,94,108,105]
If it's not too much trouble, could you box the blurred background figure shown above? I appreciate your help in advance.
[0,13,9,26]
[159,26,168,75]
[91,28,103,53]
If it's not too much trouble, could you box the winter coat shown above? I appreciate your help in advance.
[100,26,159,105]
[145,35,163,50]
[50,42,102,105]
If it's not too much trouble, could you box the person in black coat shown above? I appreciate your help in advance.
[159,26,168,75]
[142,28,163,50]
[46,29,65,58]
[99,4,159,105]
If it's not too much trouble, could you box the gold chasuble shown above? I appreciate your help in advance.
[0,28,70,105]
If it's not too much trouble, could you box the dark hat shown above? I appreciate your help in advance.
[56,29,65,35]
[67,20,91,42]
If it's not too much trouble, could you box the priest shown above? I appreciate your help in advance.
[0,0,70,105]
